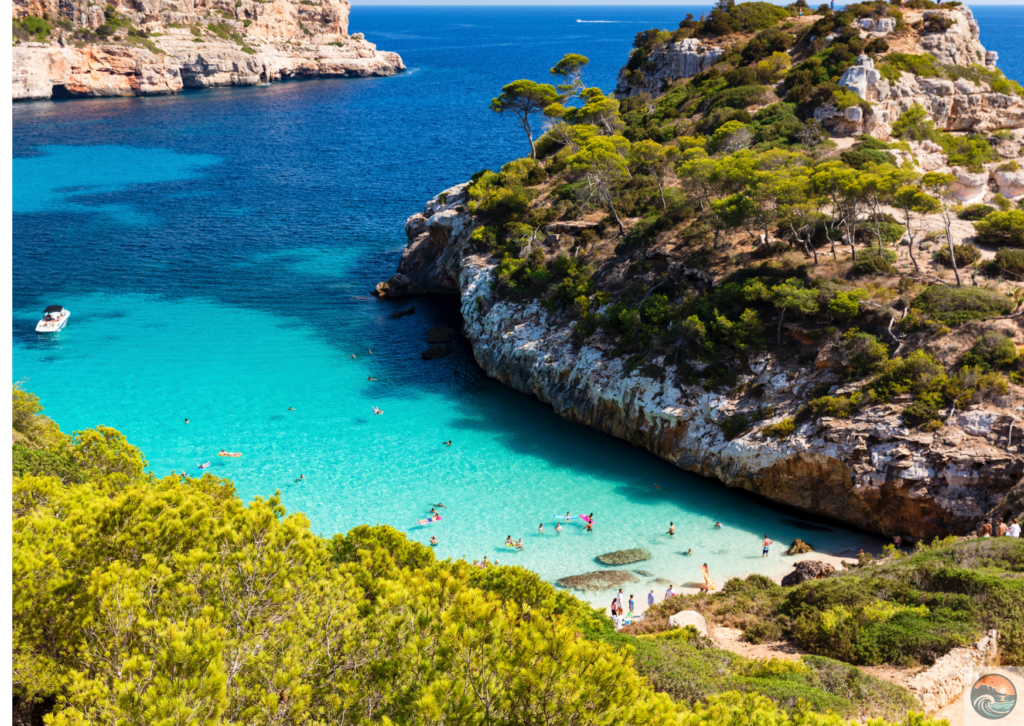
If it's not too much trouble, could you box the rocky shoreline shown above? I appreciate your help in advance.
[379,183,1023,540]
[12,0,404,101]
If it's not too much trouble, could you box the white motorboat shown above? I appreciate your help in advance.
[36,305,70,333]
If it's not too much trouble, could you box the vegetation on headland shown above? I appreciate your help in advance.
[629,538,1024,667]
[475,0,1024,434]
[13,385,953,725]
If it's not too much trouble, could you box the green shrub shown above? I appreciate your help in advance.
[962,331,1019,369]
[991,248,1024,280]
[939,133,995,172]
[845,332,889,375]
[975,210,1024,247]
[851,248,896,277]
[891,104,936,141]
[934,243,981,268]
[732,658,807,678]
[840,148,895,170]
[710,85,769,110]
[958,203,995,221]
[804,393,862,419]
[719,413,752,440]
[701,1,790,37]
[912,285,1014,325]
[12,15,51,42]
[884,53,942,79]
[762,418,796,438]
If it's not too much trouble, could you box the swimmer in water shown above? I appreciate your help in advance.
[667,522,675,535]
[687,548,693,556]
[295,475,304,483]
[714,521,722,529]
[288,407,294,411]
[431,503,446,509]
[505,535,513,547]
[429,536,438,546]
[653,483,661,490]
[555,522,562,533]
[443,440,452,446]
[538,523,544,534]
[185,418,190,424]
[368,349,373,354]
[516,538,524,550]
[368,377,377,381]
[350,354,356,358]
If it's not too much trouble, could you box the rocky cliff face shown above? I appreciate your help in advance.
[383,184,1024,541]
[614,38,724,99]
[819,7,1024,136]
[12,0,403,100]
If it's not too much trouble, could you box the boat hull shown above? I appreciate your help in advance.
[36,311,70,333]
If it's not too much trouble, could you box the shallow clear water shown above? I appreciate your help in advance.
[19,4,1023,607]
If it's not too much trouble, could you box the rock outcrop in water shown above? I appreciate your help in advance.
[556,570,640,593]
[597,549,651,566]
[382,184,1024,541]
[12,0,403,100]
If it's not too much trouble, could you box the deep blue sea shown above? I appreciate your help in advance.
[13,5,1022,605]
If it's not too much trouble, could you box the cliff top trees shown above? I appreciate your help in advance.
[490,80,560,159]
[567,136,632,235]
[550,53,590,97]
[629,140,681,208]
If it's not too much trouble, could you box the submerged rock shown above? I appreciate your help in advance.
[425,326,455,344]
[781,560,835,587]
[597,548,651,566]
[421,344,451,360]
[786,539,814,555]
[556,570,639,593]
[390,307,415,319]
[633,569,654,577]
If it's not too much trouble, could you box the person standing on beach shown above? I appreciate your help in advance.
[667,522,675,535]
[648,589,655,607]
[616,588,624,614]
[628,594,634,613]
[762,535,773,557]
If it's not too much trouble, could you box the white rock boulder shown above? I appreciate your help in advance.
[668,610,708,637]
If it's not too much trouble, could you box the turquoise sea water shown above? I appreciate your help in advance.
[19,4,1024,607]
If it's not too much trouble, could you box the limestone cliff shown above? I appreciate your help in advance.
[12,0,403,100]
[381,184,1024,541]
[614,38,724,99]
[818,7,1024,136]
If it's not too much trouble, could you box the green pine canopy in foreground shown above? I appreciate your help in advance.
[11,385,970,725]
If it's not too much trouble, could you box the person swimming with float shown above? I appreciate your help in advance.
[505,535,514,547]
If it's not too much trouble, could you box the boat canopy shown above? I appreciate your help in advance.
[44,305,64,313]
